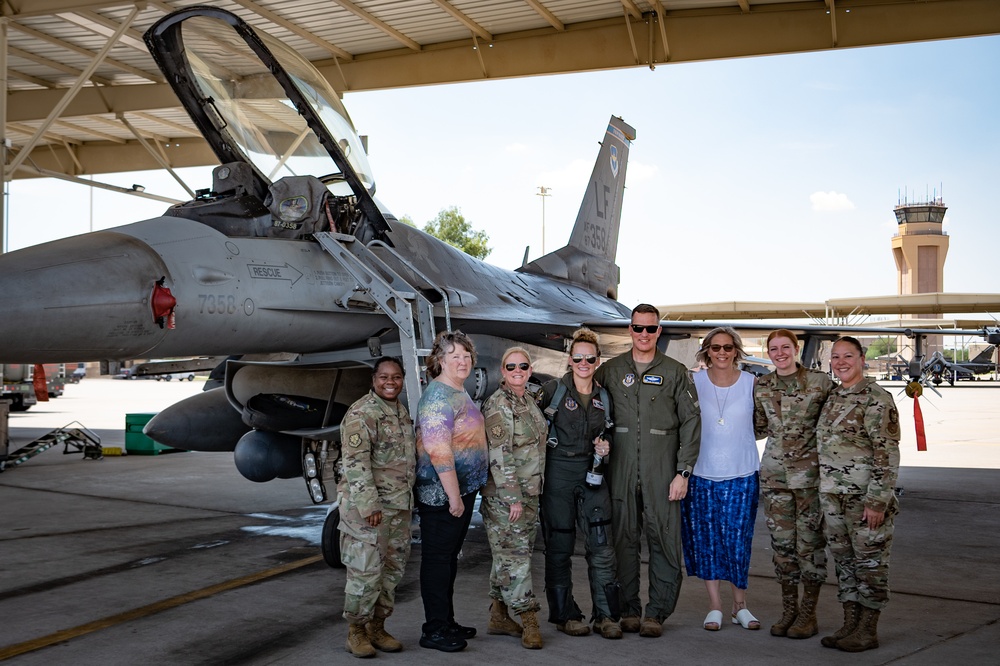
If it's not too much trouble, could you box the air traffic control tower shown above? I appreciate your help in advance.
[891,197,949,295]
[891,197,949,355]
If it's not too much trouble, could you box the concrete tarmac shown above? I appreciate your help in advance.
[1,378,998,664]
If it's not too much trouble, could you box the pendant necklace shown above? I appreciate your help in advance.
[713,374,734,426]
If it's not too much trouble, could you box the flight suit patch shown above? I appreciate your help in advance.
[642,374,663,385]
[623,373,635,387]
[593,398,604,410]
[564,397,578,411]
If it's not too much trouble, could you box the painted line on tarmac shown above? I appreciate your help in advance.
[0,554,323,661]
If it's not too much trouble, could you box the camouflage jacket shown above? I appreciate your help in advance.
[595,350,701,502]
[817,377,900,512]
[338,390,416,517]
[753,365,834,489]
[481,384,547,504]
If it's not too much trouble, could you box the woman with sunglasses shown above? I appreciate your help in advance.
[480,347,549,649]
[539,328,623,640]
[415,330,488,652]
[681,327,761,632]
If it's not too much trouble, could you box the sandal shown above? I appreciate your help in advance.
[732,608,760,630]
[703,610,723,631]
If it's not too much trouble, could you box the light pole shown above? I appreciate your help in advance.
[536,186,552,255]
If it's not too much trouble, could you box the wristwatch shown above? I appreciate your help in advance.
[677,470,691,479]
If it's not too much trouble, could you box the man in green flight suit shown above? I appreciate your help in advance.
[594,304,701,637]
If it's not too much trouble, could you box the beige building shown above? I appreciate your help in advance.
[891,198,949,355]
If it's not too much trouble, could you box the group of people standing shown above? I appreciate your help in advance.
[335,306,900,658]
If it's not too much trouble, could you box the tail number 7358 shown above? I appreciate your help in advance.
[199,293,238,315]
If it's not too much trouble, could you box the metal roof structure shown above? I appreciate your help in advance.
[3,0,1000,185]
[656,293,1000,321]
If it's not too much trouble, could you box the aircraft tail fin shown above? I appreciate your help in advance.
[517,116,635,300]
[970,344,996,364]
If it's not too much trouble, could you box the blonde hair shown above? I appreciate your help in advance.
[569,327,601,357]
[695,326,747,367]
[501,346,532,366]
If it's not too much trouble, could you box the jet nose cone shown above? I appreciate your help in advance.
[0,231,171,362]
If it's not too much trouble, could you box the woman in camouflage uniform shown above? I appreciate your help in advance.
[338,357,416,657]
[480,347,548,649]
[753,329,833,639]
[817,336,900,653]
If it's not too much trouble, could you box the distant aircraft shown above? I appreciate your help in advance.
[898,346,997,386]
[0,7,994,515]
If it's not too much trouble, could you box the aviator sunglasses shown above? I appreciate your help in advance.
[709,344,735,352]
[504,362,530,371]
[630,324,659,334]
[571,354,598,364]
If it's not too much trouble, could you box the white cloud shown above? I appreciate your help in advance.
[625,160,658,182]
[810,190,856,212]
[505,142,529,154]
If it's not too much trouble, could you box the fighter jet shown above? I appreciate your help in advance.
[0,7,635,498]
[1,7,995,512]
[911,346,997,386]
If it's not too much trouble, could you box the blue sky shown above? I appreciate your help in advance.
[6,33,999,308]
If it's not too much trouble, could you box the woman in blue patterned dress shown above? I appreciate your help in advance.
[681,326,761,631]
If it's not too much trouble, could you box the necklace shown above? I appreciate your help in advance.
[710,371,738,426]
[713,383,730,425]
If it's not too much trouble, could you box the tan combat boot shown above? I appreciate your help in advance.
[821,602,861,648]
[487,598,523,637]
[345,621,376,658]
[367,615,403,652]
[770,582,798,637]
[518,610,543,649]
[593,617,623,639]
[786,582,821,639]
[836,607,880,652]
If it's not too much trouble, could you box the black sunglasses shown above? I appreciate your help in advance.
[710,344,735,352]
[630,324,659,334]
[571,354,598,364]
[504,362,530,371]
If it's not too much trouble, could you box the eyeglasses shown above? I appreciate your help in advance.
[571,354,598,364]
[504,362,530,371]
[630,324,659,334]
[709,344,735,352]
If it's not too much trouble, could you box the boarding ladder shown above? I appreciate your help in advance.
[4,421,102,469]
[313,232,451,417]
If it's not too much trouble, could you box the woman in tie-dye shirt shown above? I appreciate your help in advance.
[415,330,488,652]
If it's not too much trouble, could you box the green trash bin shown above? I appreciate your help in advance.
[125,412,175,455]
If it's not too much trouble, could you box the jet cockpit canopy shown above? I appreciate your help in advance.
[145,7,382,225]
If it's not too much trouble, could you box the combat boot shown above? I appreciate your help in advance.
[488,598,523,637]
[367,616,403,652]
[593,617,623,639]
[821,602,861,648]
[345,621,376,658]
[786,582,821,639]
[518,610,543,649]
[836,607,880,652]
[771,582,798,637]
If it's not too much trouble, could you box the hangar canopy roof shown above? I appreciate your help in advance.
[4,0,1000,181]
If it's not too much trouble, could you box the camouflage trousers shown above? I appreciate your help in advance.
[339,505,412,623]
[820,493,897,610]
[480,495,541,614]
[762,487,827,586]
